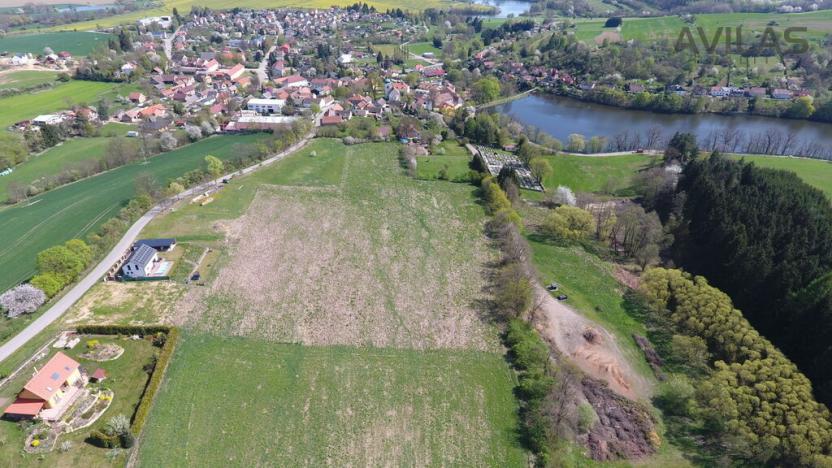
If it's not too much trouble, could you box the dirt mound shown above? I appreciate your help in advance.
[532,286,648,400]
[582,378,658,461]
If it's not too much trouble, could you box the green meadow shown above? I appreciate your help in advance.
[0,70,58,90]
[531,153,659,198]
[728,154,832,199]
[0,31,111,56]
[0,80,132,128]
[137,333,526,466]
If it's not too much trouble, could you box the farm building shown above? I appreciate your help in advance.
[246,98,286,114]
[122,244,158,278]
[3,352,81,420]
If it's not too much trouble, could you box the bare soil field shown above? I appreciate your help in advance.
[64,281,185,326]
[170,141,501,352]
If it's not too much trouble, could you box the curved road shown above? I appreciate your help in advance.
[0,132,315,363]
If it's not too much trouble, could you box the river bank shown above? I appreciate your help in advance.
[494,93,832,159]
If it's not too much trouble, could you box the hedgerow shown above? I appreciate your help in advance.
[130,327,180,436]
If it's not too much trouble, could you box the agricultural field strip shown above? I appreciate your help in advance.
[0,133,312,362]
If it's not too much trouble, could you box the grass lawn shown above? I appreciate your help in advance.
[137,333,526,466]
[416,141,474,181]
[0,31,111,56]
[0,70,58,90]
[371,43,399,56]
[0,133,268,296]
[727,154,832,200]
[0,336,157,467]
[531,153,658,199]
[0,80,132,129]
[405,41,441,56]
[143,138,346,244]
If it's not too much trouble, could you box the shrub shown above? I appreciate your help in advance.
[577,402,598,434]
[86,339,100,349]
[104,414,130,436]
[506,320,550,372]
[89,430,118,448]
[30,273,63,298]
[0,284,47,318]
[543,205,594,242]
[31,439,40,447]
[604,17,622,28]
[75,325,171,335]
[655,374,696,417]
[119,431,135,448]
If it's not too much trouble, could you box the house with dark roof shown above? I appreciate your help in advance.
[135,238,177,252]
[122,244,158,278]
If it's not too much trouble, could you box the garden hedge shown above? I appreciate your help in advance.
[130,327,180,436]
[75,325,172,336]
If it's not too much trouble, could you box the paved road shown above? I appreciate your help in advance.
[249,45,276,86]
[0,131,315,363]
[163,26,183,61]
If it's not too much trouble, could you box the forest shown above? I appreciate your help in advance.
[667,153,832,406]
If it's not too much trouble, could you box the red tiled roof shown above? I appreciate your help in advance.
[321,115,343,126]
[3,398,44,416]
[22,352,79,401]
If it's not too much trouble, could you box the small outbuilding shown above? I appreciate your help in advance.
[90,368,107,383]
[134,238,177,252]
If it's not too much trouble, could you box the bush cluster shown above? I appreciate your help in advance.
[641,268,832,466]
[480,176,521,226]
[29,239,93,298]
[75,325,172,336]
[505,320,556,457]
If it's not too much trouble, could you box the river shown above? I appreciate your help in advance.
[495,94,832,158]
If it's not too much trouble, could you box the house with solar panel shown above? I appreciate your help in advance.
[122,244,159,278]
[121,238,177,278]
[2,352,82,420]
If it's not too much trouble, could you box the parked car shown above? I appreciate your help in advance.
[556,294,568,301]
[191,272,201,281]
[546,283,559,291]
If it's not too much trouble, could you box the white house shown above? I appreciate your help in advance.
[247,98,286,114]
[32,114,64,126]
[121,244,158,278]
[137,16,172,28]
[10,53,33,66]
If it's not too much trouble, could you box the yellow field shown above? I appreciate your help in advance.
[42,0,461,31]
